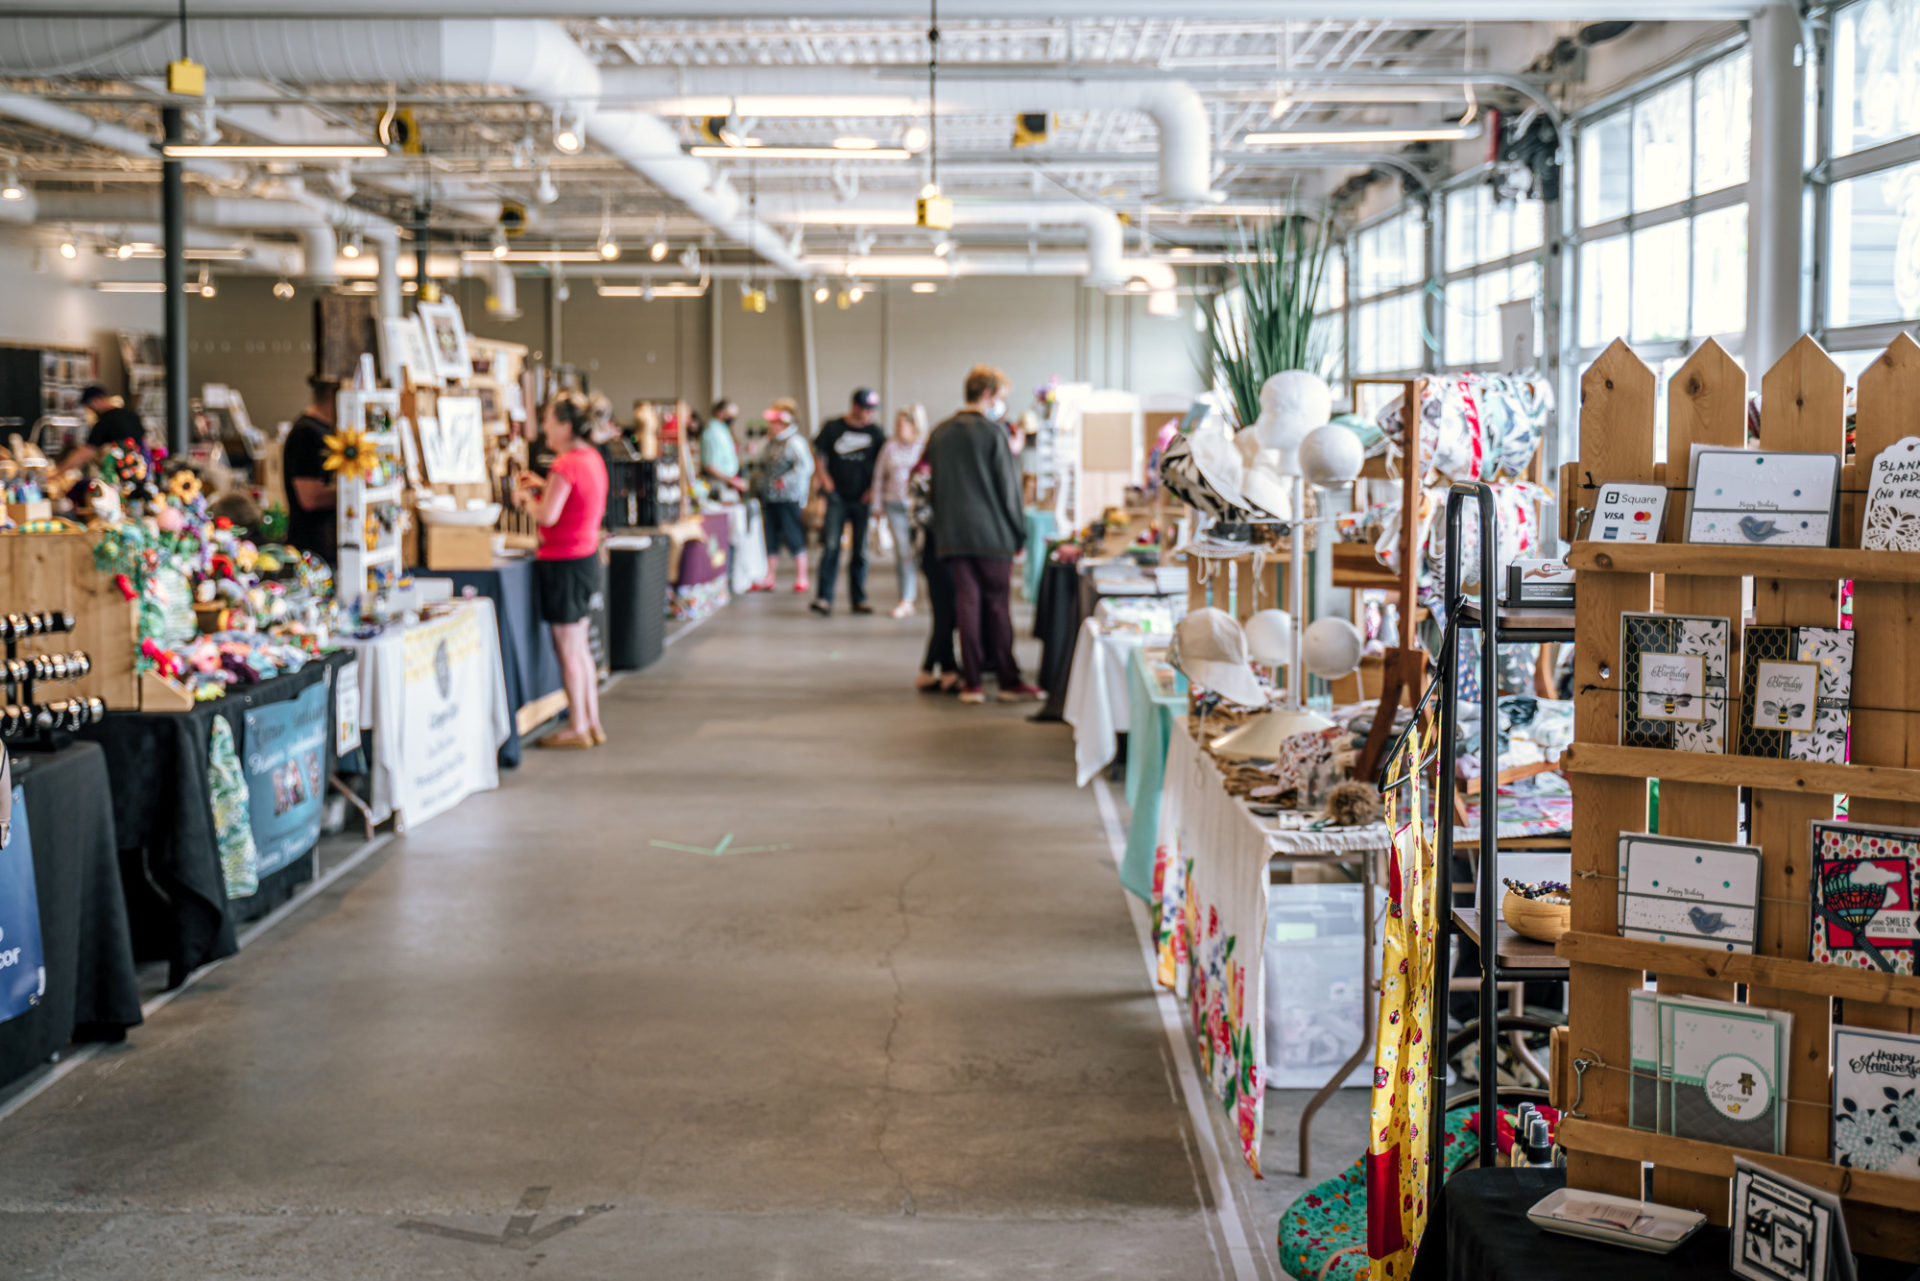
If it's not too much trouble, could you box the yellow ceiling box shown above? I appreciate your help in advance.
[166,59,205,97]
[1012,112,1050,148]
[916,194,953,230]
[379,107,423,155]
[741,288,768,314]
[500,200,528,238]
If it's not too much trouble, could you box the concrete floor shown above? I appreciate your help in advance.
[0,584,1368,1279]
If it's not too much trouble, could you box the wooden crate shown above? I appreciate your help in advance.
[1555,335,1920,1258]
[0,529,138,710]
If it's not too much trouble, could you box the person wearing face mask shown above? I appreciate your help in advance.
[701,398,748,501]
[922,364,1043,705]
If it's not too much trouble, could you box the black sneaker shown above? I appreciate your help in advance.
[850,602,874,615]
[809,600,831,616]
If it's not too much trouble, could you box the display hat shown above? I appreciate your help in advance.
[1169,607,1268,708]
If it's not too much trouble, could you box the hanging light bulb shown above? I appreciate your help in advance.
[341,230,362,259]
[932,237,954,259]
[490,228,509,260]
[598,233,620,260]
[650,237,668,262]
[901,123,930,153]
[534,167,559,206]
[847,282,866,304]
[1,164,24,202]
[553,105,585,155]
[196,265,216,299]
[272,278,295,300]
[57,233,77,260]
[115,242,134,260]
[597,195,619,260]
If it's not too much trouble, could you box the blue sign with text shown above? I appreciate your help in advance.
[243,680,330,878]
[0,786,47,1024]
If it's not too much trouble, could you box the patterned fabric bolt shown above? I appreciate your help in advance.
[208,716,259,900]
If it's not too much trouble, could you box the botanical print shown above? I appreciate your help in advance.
[1366,720,1437,1279]
[1152,846,1192,996]
[1833,1026,1920,1174]
[1185,902,1262,1173]
[1811,821,1919,975]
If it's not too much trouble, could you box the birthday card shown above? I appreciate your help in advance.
[1620,613,1732,753]
[1738,626,1853,762]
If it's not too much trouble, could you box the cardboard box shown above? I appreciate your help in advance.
[6,500,52,523]
[422,523,495,571]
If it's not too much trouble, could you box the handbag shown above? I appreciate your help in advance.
[801,492,827,532]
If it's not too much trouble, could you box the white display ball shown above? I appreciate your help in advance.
[1299,421,1366,489]
[1244,609,1295,664]
[1302,616,1365,679]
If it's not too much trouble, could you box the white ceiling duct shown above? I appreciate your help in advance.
[600,67,1216,206]
[0,17,806,275]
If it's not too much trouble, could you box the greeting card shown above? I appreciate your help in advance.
[1621,612,1732,753]
[1860,435,1920,551]
[1810,820,1920,976]
[1832,1026,1920,1174]
[1731,1157,1842,1281]
[1667,1000,1785,1153]
[1618,833,1761,953]
[1687,448,1841,547]
[1738,626,1854,762]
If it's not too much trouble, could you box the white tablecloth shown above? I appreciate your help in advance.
[1062,620,1145,786]
[340,599,512,831]
[1154,722,1390,1174]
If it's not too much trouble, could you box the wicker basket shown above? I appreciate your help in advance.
[1501,890,1571,943]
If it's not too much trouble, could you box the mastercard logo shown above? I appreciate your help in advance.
[1633,511,1652,522]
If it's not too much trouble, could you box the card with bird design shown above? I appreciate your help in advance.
[1618,832,1761,953]
[1686,447,1841,547]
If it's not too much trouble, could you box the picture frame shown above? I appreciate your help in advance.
[421,395,487,485]
[415,299,472,384]
[380,315,441,389]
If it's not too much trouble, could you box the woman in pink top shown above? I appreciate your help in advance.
[512,395,609,749]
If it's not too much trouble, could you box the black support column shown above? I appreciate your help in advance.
[160,104,188,455]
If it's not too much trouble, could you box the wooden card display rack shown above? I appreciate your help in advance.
[1556,334,1920,1260]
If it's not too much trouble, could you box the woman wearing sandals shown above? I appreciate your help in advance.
[513,394,609,749]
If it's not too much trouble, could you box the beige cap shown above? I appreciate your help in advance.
[1169,607,1268,708]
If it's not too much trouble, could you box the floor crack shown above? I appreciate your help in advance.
[875,838,936,1218]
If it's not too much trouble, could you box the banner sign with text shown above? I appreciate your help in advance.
[243,678,330,877]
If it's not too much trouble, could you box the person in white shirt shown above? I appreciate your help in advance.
[872,405,927,618]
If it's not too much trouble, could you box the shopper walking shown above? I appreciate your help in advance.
[874,404,926,618]
[513,395,609,750]
[810,387,885,616]
[912,460,960,692]
[924,365,1042,704]
[701,398,748,501]
[751,398,814,593]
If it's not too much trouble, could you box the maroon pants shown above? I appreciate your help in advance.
[946,554,1023,692]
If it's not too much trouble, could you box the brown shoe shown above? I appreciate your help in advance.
[537,729,595,750]
[590,727,608,746]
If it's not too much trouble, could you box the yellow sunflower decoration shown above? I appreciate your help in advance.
[364,512,382,549]
[167,469,203,504]
[322,427,379,482]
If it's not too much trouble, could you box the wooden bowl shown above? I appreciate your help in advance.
[1502,890,1571,943]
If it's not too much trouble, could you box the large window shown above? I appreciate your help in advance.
[1349,208,1429,376]
[1819,0,1920,355]
[1440,182,1544,368]
[1572,46,1752,366]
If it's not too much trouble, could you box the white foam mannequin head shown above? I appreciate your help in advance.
[1250,370,1332,472]
[1244,609,1295,665]
[1299,421,1366,489]
[1302,616,1365,679]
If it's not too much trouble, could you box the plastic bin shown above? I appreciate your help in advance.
[1264,882,1388,1090]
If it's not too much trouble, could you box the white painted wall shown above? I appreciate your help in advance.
[0,226,163,381]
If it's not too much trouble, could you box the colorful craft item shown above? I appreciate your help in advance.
[322,427,380,482]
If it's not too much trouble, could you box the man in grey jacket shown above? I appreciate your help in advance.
[923,364,1042,704]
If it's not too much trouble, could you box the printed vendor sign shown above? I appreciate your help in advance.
[0,786,47,1024]
[243,679,330,877]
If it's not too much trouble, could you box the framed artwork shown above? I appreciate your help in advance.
[421,395,486,485]
[416,299,473,384]
[1620,612,1732,753]
[380,315,441,389]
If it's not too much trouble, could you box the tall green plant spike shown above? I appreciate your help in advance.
[1197,195,1336,431]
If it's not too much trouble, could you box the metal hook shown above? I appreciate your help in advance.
[1569,1055,1594,1120]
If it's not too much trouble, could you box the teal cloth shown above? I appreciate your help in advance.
[1022,508,1057,602]
[1120,644,1186,901]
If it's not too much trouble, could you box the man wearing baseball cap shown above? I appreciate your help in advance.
[810,387,885,615]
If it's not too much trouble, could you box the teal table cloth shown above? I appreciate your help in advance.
[1022,508,1058,602]
[1120,644,1186,901]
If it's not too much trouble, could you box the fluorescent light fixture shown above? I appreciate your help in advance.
[689,145,911,161]
[115,243,251,261]
[663,95,923,118]
[910,282,937,294]
[596,282,707,298]
[460,248,610,263]
[95,281,165,293]
[1243,125,1479,146]
[159,143,388,159]
[833,136,878,151]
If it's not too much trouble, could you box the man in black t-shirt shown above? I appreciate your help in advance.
[282,376,341,566]
[55,385,147,478]
[810,387,885,615]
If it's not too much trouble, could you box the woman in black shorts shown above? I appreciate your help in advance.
[513,395,610,749]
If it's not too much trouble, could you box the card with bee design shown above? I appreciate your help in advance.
[1621,612,1731,753]
[1738,625,1853,761]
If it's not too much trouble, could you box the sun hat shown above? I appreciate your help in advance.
[1169,607,1268,708]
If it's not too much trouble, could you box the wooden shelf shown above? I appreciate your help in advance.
[1556,930,1920,1009]
[1556,1118,1920,1213]
[1453,907,1567,971]
[1568,541,1920,583]
[1458,601,1577,639]
[1562,742,1920,805]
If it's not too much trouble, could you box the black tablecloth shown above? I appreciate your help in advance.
[1032,560,1086,723]
[0,742,142,1089]
[1412,1167,1920,1281]
[79,653,348,988]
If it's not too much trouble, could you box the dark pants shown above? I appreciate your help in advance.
[921,535,957,675]
[816,493,869,607]
[947,554,1022,691]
